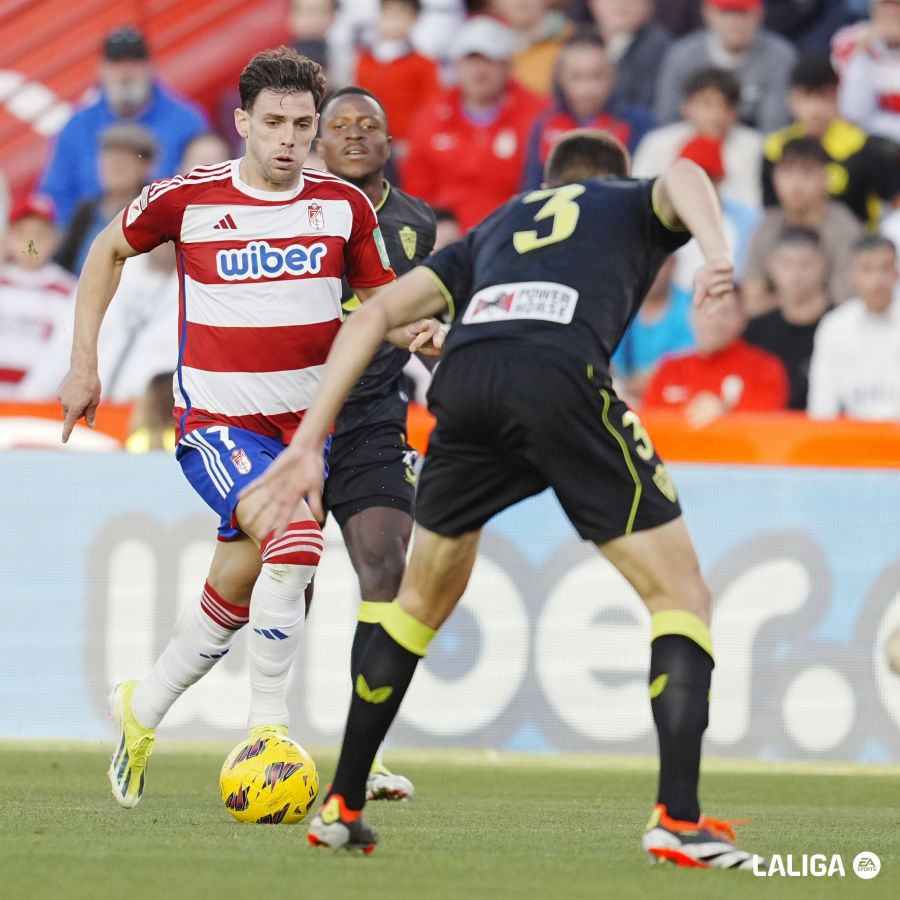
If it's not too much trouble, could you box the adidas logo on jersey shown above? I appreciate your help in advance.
[216,240,328,281]
[213,214,238,230]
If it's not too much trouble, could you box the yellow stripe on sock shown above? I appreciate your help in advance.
[648,673,668,699]
[380,601,436,657]
[651,610,714,660]
[358,600,389,624]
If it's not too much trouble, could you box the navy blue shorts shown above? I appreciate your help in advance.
[178,425,331,540]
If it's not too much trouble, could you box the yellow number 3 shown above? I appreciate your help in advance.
[513,184,586,254]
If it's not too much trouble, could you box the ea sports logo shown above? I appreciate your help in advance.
[852,852,881,879]
[216,240,327,281]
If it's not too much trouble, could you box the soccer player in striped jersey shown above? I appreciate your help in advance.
[314,86,436,801]
[58,47,439,809]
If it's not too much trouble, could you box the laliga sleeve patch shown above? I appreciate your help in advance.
[373,226,391,269]
[125,185,151,226]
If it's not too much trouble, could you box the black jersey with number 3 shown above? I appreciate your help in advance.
[423,178,690,378]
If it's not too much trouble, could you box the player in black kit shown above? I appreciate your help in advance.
[242,130,767,868]
[315,87,436,801]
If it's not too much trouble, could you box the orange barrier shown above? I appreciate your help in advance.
[407,404,900,469]
[4,402,900,468]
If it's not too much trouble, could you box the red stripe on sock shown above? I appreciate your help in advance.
[261,521,323,566]
[201,581,250,630]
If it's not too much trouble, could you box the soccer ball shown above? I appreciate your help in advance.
[220,734,318,824]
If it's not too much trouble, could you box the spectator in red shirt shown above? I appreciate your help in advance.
[522,30,655,189]
[354,0,440,159]
[643,290,789,426]
[402,16,546,229]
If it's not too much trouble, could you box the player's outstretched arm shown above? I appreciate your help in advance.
[239,268,448,536]
[653,160,736,311]
[59,214,140,442]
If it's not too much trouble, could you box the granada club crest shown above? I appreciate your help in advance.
[308,202,325,231]
[230,448,252,475]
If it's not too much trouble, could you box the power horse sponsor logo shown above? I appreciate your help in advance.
[462,282,578,325]
[216,240,327,280]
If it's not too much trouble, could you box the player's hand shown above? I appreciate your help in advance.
[58,366,102,443]
[238,443,326,538]
[407,319,448,357]
[692,255,736,311]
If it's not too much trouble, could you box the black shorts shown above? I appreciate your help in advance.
[415,343,681,542]
[323,420,419,528]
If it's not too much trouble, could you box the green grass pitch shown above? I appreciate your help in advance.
[1,744,896,900]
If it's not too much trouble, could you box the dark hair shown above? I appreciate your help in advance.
[851,234,897,257]
[381,0,420,9]
[777,136,830,167]
[431,206,458,225]
[561,27,606,53]
[790,54,838,91]
[320,86,388,120]
[239,46,327,112]
[683,67,741,108]
[774,226,823,251]
[545,129,629,187]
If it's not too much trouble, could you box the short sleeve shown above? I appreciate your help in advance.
[345,195,395,290]
[121,178,185,253]
[420,231,476,323]
[644,179,692,254]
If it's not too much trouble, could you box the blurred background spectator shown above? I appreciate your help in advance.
[743,137,863,313]
[765,0,860,52]
[763,54,900,227]
[808,235,900,418]
[289,0,337,74]
[655,0,797,133]
[834,0,900,144]
[0,197,76,401]
[0,172,9,235]
[355,0,441,161]
[744,226,831,409]
[633,67,762,208]
[180,133,233,173]
[432,207,463,250]
[403,16,546,229]
[643,290,789,426]
[39,27,208,228]
[522,31,654,188]
[587,0,672,113]
[56,124,158,276]
[489,0,574,97]
[124,371,177,453]
[612,255,695,407]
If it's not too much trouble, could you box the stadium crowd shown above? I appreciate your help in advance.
[1,0,900,441]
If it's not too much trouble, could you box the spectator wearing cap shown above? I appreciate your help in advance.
[763,54,900,226]
[521,31,655,189]
[39,27,208,228]
[488,0,573,97]
[56,124,158,276]
[655,0,797,133]
[633,67,763,208]
[586,0,673,114]
[402,16,546,229]
[834,0,900,145]
[744,137,864,314]
[0,197,77,401]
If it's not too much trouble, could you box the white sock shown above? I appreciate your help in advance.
[132,583,249,729]
[248,520,323,729]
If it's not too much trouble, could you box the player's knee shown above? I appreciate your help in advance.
[258,520,324,596]
[356,552,406,600]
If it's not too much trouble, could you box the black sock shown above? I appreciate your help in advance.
[331,624,421,810]
[650,634,714,822]
[350,620,377,682]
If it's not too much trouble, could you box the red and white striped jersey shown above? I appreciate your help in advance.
[121,159,395,442]
[0,261,76,401]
